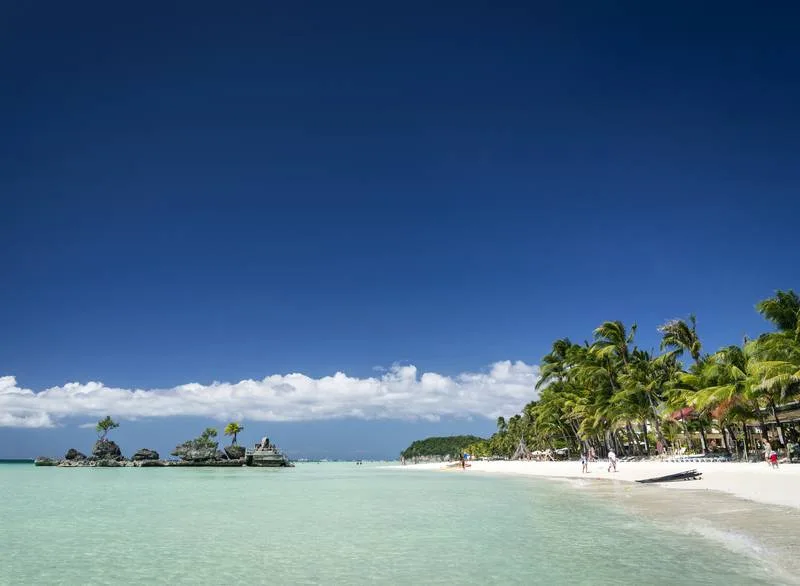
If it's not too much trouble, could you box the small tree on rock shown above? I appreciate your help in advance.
[96,416,119,440]
[224,422,244,445]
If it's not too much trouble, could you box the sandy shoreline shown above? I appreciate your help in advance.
[391,459,800,509]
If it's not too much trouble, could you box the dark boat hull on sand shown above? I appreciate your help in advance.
[636,469,702,483]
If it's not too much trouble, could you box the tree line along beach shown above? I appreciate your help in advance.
[397,290,800,511]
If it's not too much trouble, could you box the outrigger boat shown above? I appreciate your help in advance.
[636,469,702,483]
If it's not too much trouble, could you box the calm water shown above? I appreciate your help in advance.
[0,463,786,585]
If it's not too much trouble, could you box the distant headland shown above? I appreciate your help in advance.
[399,435,485,463]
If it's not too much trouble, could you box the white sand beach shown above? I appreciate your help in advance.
[395,460,800,509]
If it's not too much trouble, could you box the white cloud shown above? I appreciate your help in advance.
[0,362,539,429]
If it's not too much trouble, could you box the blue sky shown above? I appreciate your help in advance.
[1,1,799,459]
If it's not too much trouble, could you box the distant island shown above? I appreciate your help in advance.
[400,435,485,463]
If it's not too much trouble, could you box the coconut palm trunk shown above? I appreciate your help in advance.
[768,399,786,446]
[697,420,708,453]
[625,421,640,455]
[640,420,650,454]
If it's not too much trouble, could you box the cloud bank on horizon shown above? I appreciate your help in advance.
[0,361,540,428]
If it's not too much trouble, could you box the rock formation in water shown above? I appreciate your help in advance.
[64,448,87,461]
[224,445,245,460]
[132,448,160,461]
[171,427,223,462]
[171,440,218,462]
[35,427,260,468]
[137,460,167,467]
[34,456,59,466]
[92,439,123,460]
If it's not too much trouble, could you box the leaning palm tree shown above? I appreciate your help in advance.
[756,289,800,339]
[658,315,710,452]
[658,314,702,363]
[495,416,507,434]
[224,422,244,446]
[537,338,575,389]
[592,321,636,366]
[689,341,798,448]
[748,336,800,446]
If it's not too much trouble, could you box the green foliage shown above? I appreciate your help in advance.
[470,291,800,460]
[658,315,702,362]
[401,436,485,459]
[756,290,800,337]
[171,427,220,459]
[224,422,244,445]
[95,416,119,440]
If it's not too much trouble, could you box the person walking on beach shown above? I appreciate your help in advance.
[607,450,617,473]
[581,452,589,473]
[769,450,779,469]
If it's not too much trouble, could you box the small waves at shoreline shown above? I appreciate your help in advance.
[543,475,800,585]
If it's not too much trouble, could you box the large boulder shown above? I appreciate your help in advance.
[64,448,87,461]
[224,445,245,460]
[171,440,218,462]
[132,448,160,461]
[92,439,122,460]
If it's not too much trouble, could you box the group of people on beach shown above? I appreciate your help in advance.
[580,448,617,473]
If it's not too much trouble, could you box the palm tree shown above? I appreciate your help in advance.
[495,416,507,434]
[587,321,637,454]
[477,292,800,462]
[756,290,800,340]
[658,315,709,452]
[224,422,244,445]
[659,314,702,362]
[687,341,798,448]
[617,350,673,450]
[748,337,800,446]
[592,321,636,366]
[537,338,575,389]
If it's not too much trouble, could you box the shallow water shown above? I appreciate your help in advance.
[0,463,788,585]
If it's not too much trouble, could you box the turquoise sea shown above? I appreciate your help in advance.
[0,463,789,585]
